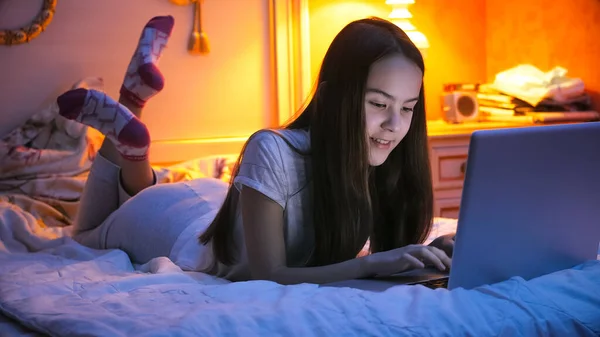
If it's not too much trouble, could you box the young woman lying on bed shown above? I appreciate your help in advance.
[56,15,454,285]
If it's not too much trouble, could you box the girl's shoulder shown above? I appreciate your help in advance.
[250,128,311,155]
[236,128,311,202]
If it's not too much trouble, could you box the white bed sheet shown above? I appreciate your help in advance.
[1,211,599,337]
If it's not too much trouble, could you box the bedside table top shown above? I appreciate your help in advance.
[427,119,536,138]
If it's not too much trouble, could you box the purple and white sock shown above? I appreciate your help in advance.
[120,15,175,107]
[57,88,150,161]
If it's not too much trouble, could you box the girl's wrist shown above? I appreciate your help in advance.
[357,254,376,278]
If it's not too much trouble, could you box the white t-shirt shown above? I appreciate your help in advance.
[210,128,314,281]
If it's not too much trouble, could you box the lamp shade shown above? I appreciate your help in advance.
[386,0,429,51]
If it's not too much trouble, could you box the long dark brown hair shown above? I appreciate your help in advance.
[200,17,433,266]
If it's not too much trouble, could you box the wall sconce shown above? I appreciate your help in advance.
[385,0,429,52]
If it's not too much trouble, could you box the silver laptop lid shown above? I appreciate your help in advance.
[448,122,600,290]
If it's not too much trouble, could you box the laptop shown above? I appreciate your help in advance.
[373,122,600,290]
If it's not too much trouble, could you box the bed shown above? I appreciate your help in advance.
[1,82,599,336]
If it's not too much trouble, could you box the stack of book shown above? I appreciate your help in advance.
[476,86,599,123]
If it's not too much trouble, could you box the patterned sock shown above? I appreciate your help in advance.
[120,15,175,107]
[57,88,150,161]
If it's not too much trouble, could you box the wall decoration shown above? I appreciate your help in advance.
[169,0,209,54]
[0,0,57,46]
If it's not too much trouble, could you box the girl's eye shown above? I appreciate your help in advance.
[403,107,414,113]
[370,101,386,109]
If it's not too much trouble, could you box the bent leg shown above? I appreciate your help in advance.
[65,16,175,234]
[59,91,155,233]
[74,153,120,234]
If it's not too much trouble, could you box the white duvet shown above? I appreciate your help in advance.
[1,208,599,337]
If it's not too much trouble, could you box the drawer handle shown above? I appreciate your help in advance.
[460,162,466,174]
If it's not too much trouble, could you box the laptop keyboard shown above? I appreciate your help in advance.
[411,277,449,289]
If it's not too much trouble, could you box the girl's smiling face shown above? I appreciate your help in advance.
[364,54,423,166]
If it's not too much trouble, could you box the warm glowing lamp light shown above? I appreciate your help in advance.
[385,0,429,52]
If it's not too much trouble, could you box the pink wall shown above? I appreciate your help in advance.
[0,0,276,145]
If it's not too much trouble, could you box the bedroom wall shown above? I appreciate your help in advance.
[307,0,488,121]
[486,0,600,111]
[0,0,275,161]
[2,0,598,164]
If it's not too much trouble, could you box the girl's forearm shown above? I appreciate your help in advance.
[264,256,373,285]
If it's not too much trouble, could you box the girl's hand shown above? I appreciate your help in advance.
[428,233,456,257]
[362,244,452,277]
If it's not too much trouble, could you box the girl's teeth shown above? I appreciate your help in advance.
[372,138,390,145]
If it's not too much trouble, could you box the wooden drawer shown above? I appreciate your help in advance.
[430,139,469,190]
[433,189,462,218]
[434,198,461,219]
